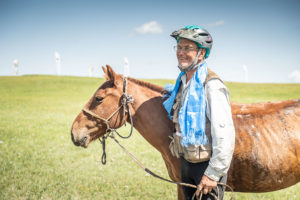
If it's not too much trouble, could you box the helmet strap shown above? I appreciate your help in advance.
[178,49,204,72]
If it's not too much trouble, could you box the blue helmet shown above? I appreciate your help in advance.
[171,25,213,59]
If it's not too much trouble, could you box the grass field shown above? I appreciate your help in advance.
[0,75,300,200]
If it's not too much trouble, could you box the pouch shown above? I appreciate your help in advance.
[169,132,212,162]
[182,143,212,163]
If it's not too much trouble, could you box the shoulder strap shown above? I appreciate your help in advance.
[204,68,224,86]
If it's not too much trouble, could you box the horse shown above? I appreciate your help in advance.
[71,65,300,200]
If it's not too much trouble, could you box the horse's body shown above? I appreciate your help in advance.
[71,66,300,199]
[229,101,300,192]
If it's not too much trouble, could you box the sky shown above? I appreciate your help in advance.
[0,0,300,83]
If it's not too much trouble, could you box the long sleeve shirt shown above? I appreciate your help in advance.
[203,78,235,181]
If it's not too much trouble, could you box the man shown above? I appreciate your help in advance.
[163,25,235,200]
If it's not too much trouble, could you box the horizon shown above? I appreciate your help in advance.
[1,73,300,85]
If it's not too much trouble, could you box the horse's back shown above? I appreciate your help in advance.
[231,99,300,115]
[228,99,300,192]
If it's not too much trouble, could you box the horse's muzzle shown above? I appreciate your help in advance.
[71,131,88,147]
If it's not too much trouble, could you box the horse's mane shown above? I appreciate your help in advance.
[127,77,164,93]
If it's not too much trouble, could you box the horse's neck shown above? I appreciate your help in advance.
[127,80,174,153]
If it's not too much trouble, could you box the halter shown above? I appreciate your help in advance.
[82,76,134,164]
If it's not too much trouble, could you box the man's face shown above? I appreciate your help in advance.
[176,38,199,69]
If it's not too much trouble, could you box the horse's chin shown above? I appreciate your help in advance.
[82,137,93,148]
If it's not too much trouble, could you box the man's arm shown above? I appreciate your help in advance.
[197,79,235,195]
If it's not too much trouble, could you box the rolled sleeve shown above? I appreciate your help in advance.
[204,79,235,181]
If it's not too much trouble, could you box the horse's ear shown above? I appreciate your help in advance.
[102,66,109,80]
[105,65,117,84]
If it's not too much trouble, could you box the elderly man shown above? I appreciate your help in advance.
[163,25,235,200]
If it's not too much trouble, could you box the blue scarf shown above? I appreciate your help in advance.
[163,63,208,147]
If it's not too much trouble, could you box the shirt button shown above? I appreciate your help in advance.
[219,123,225,128]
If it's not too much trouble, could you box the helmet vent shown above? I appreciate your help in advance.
[198,33,209,36]
[206,41,212,44]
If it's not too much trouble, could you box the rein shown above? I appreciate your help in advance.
[104,131,234,200]
[83,76,234,200]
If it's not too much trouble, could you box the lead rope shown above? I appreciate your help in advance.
[101,133,234,200]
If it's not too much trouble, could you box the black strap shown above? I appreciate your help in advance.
[100,137,107,165]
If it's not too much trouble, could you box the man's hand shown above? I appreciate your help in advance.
[196,175,217,196]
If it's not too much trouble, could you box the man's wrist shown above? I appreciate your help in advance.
[204,165,223,181]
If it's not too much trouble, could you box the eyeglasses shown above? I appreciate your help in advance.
[174,45,199,53]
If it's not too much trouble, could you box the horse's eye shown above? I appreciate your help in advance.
[95,96,104,103]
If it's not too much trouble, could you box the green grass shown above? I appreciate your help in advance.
[0,75,299,200]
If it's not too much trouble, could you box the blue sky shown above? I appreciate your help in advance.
[1,0,300,82]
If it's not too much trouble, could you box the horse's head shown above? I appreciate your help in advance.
[71,65,128,148]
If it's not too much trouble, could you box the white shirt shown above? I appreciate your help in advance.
[204,78,235,181]
[181,74,235,181]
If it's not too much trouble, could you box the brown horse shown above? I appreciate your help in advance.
[71,65,300,199]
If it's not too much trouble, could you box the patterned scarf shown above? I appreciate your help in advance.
[163,62,208,147]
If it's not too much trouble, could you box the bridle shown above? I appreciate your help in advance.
[82,76,134,164]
